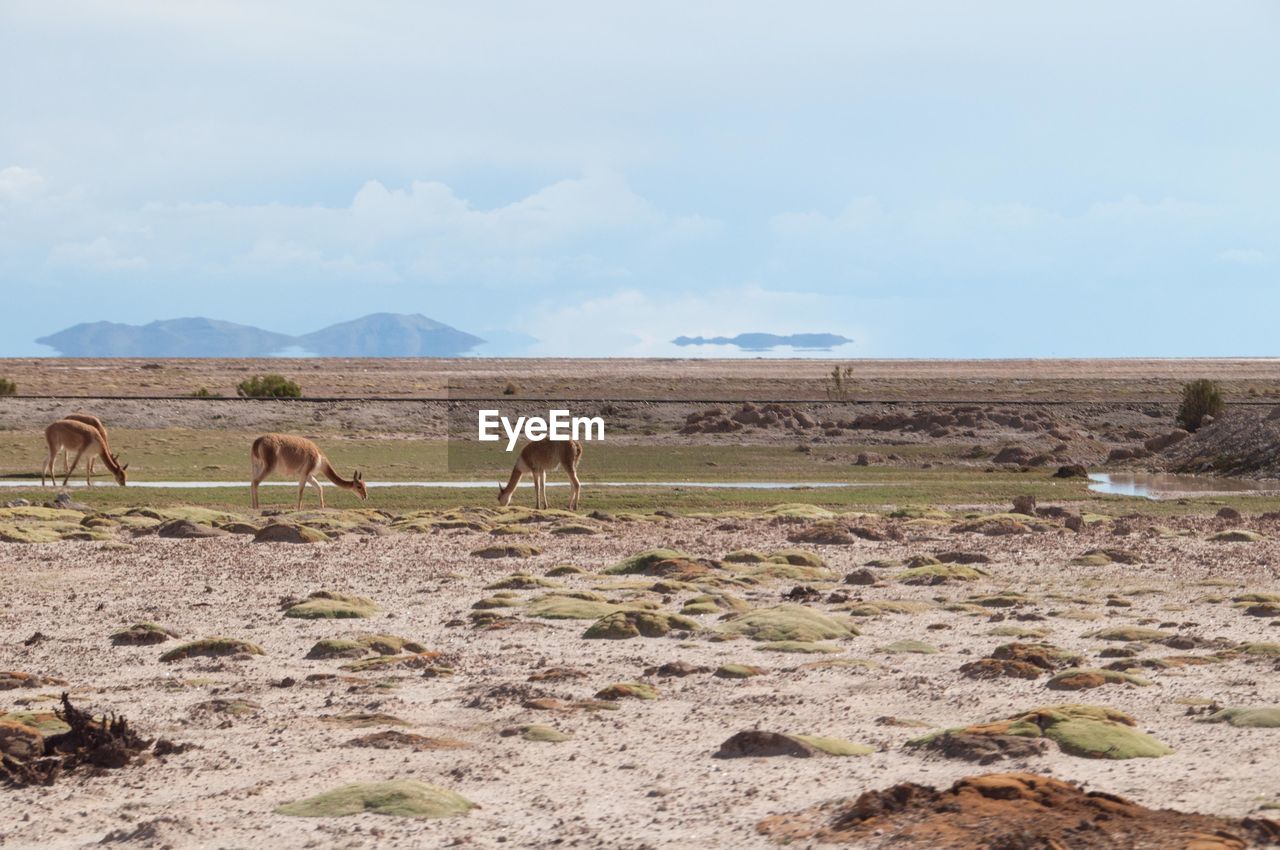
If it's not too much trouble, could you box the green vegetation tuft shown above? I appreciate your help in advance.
[275,779,474,818]
[1177,378,1225,431]
[236,373,301,398]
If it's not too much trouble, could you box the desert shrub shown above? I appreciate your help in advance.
[1177,379,1224,432]
[825,366,854,401]
[237,374,301,399]
[0,378,15,397]
[190,387,221,398]
[502,382,519,395]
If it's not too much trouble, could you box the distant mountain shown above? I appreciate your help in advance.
[672,332,853,351]
[298,313,484,357]
[36,313,485,357]
[36,318,295,357]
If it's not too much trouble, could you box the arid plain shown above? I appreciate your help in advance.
[3,359,1280,849]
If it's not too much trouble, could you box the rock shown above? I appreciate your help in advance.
[156,519,228,539]
[915,731,1048,764]
[714,730,872,759]
[275,780,475,818]
[1216,507,1243,521]
[1011,495,1037,516]
[854,452,884,466]
[843,568,877,586]
[111,623,178,646]
[1053,464,1089,479]
[992,446,1032,465]
[1144,429,1190,452]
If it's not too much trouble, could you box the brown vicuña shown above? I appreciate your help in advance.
[58,413,108,479]
[42,419,128,487]
[250,433,368,510]
[497,439,582,510]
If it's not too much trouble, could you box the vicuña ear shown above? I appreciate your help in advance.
[354,470,362,481]
[122,463,130,471]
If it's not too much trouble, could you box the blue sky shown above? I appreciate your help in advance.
[1,1,1277,356]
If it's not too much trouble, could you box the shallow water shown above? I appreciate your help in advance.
[0,479,869,491]
[1088,472,1280,500]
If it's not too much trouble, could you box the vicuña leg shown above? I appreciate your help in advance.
[566,463,581,511]
[309,474,325,509]
[62,447,86,488]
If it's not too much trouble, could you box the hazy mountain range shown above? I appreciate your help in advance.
[672,332,853,351]
[36,313,486,357]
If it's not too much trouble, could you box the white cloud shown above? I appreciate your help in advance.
[523,286,863,357]
[0,166,44,203]
[49,236,147,271]
[1220,247,1268,266]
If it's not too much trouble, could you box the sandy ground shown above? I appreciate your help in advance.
[4,509,1280,848]
[4,357,1280,400]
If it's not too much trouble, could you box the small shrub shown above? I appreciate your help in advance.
[237,374,301,399]
[1177,379,1224,432]
[190,387,220,398]
[502,382,519,395]
[0,378,15,397]
[825,366,854,401]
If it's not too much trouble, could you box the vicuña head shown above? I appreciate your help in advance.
[497,438,583,510]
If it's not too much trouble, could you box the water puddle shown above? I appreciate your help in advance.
[1088,472,1280,500]
[0,479,872,491]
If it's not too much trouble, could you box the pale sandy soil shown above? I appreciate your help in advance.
[3,511,1280,848]
[4,357,1280,400]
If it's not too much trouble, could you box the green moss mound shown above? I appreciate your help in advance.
[721,604,856,643]
[759,641,841,654]
[111,622,177,646]
[583,610,700,639]
[1210,530,1266,543]
[306,639,367,660]
[285,591,379,619]
[595,682,658,700]
[922,704,1173,760]
[471,543,541,559]
[880,639,938,654]
[160,637,264,662]
[790,735,874,756]
[896,564,988,585]
[1085,626,1172,642]
[604,548,693,574]
[715,664,765,679]
[1047,668,1152,690]
[1200,707,1280,728]
[528,592,625,620]
[485,573,559,590]
[276,779,474,819]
